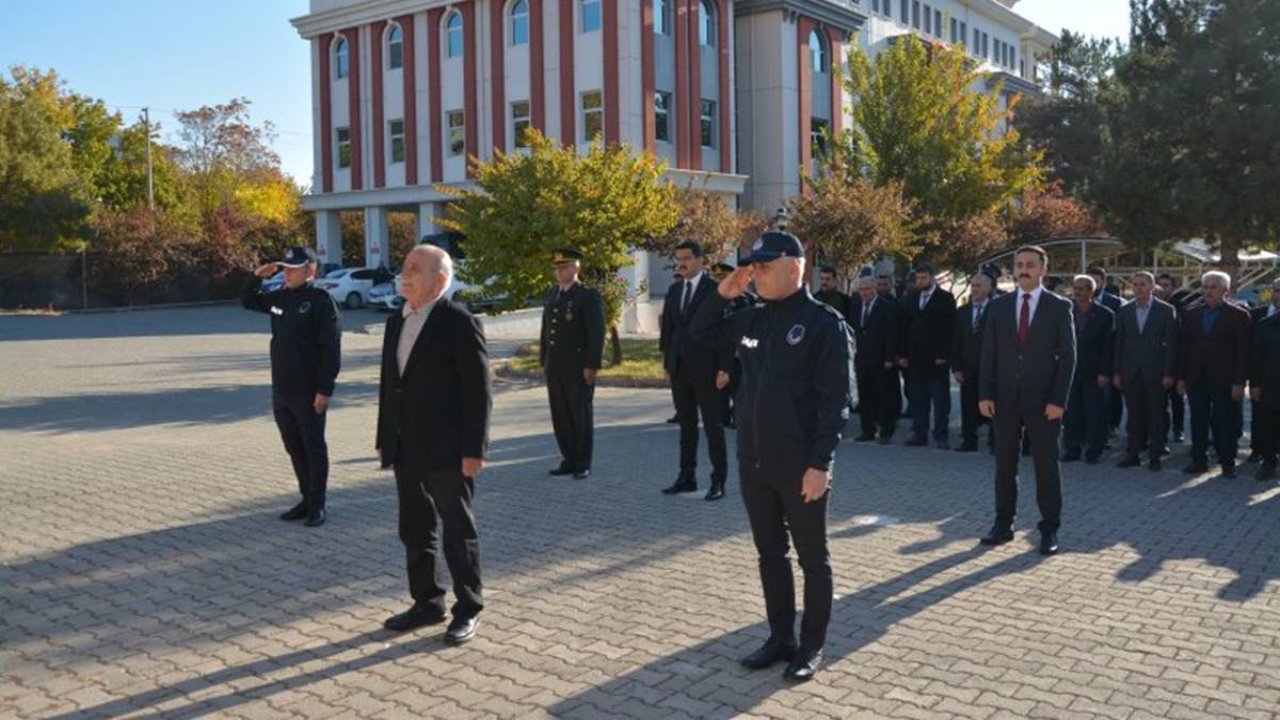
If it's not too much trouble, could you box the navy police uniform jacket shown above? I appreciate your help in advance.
[242,278,342,396]
[691,287,854,476]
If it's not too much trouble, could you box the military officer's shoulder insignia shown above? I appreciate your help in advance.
[787,324,806,345]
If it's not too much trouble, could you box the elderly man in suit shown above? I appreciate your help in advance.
[1113,272,1179,471]
[850,274,900,444]
[1250,292,1280,481]
[1062,275,1115,465]
[1178,271,1252,478]
[952,273,994,453]
[377,245,492,645]
[979,246,1076,555]
[900,262,958,449]
[660,241,730,500]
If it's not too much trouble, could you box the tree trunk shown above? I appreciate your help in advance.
[609,325,622,366]
[1219,235,1242,291]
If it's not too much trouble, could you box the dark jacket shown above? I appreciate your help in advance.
[242,278,341,396]
[540,281,605,375]
[951,299,991,380]
[1072,301,1116,382]
[690,287,853,476]
[1114,297,1178,382]
[814,289,853,321]
[660,275,727,378]
[980,288,1076,412]
[376,297,491,470]
[849,294,899,370]
[1179,302,1251,389]
[900,286,957,372]
[1095,290,1123,314]
[1250,313,1280,408]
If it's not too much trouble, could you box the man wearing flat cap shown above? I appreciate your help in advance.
[690,231,854,682]
[242,246,342,527]
[540,248,605,479]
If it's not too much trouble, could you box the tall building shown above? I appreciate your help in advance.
[291,0,1055,281]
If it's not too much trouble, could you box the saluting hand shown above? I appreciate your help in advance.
[1045,403,1065,421]
[979,400,995,419]
[462,457,485,478]
[717,266,753,299]
[801,467,830,503]
[254,262,279,278]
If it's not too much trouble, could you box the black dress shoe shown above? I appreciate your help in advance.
[979,526,1014,546]
[954,443,978,453]
[384,603,447,632]
[444,616,479,645]
[1039,531,1060,556]
[704,484,726,501]
[740,636,797,669]
[573,469,591,480]
[666,414,679,424]
[1182,462,1208,475]
[782,647,823,682]
[549,465,574,476]
[904,436,928,447]
[853,434,877,442]
[1257,462,1278,482]
[279,501,308,521]
[1149,457,1163,472]
[1221,465,1237,479]
[662,478,697,495]
[1172,432,1185,443]
[1062,450,1081,463]
[1117,455,1141,469]
[304,507,326,527]
[877,435,893,445]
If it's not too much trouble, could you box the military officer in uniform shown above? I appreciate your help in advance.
[541,248,606,479]
[242,246,342,527]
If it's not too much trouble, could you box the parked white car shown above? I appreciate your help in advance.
[315,267,393,309]
[367,266,506,313]
[368,275,404,311]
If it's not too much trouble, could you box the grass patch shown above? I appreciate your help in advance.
[502,337,666,387]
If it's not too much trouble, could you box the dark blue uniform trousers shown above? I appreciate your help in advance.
[272,392,329,509]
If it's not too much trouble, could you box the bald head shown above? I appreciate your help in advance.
[401,244,454,309]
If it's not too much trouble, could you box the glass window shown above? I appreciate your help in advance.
[810,117,829,158]
[336,127,351,168]
[960,22,967,47]
[699,0,716,47]
[389,119,405,163]
[655,0,670,34]
[447,110,465,156]
[446,12,464,58]
[934,10,942,38]
[950,17,957,43]
[582,0,601,33]
[511,101,531,147]
[901,0,909,24]
[388,25,403,69]
[700,100,715,148]
[809,30,826,73]
[911,1,920,29]
[983,32,989,59]
[923,4,931,35]
[655,91,671,143]
[334,38,349,79]
[973,27,980,53]
[872,0,879,15]
[582,90,603,141]
[511,0,529,45]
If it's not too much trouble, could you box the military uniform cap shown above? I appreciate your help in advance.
[709,262,736,280]
[551,248,584,266]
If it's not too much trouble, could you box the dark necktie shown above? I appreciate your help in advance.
[681,280,692,314]
[1018,294,1031,348]
[861,300,871,328]
[973,303,983,331]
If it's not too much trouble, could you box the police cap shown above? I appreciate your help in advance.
[742,231,804,265]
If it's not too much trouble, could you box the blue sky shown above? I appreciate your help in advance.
[1,0,1130,190]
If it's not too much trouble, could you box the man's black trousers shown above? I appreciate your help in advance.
[272,392,329,509]
[992,405,1063,532]
[393,460,484,620]
[1122,374,1167,459]
[671,365,727,483]
[855,364,897,439]
[546,371,594,472]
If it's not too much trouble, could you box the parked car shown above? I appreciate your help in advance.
[314,267,394,309]
[368,275,404,311]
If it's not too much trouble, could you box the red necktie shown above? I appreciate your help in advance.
[1018,293,1031,348]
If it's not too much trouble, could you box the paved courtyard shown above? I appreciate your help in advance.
[2,305,1279,719]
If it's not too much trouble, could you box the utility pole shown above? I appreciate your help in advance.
[143,107,154,210]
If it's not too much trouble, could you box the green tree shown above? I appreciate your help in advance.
[173,98,281,218]
[787,175,919,276]
[438,130,678,361]
[89,207,194,305]
[640,185,765,269]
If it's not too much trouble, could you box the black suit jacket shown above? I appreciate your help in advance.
[951,300,991,380]
[1250,312,1280,408]
[376,298,492,470]
[660,275,726,378]
[980,289,1076,412]
[1071,302,1116,382]
[848,295,899,369]
[1178,302,1251,389]
[1114,297,1178,382]
[900,287,957,369]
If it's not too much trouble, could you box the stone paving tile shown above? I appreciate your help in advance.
[2,306,1280,719]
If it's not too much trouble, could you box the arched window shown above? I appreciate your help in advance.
[387,24,404,69]
[581,0,601,33]
[808,30,826,73]
[654,0,670,35]
[511,0,529,45]
[699,0,716,47]
[334,37,349,79]
[445,12,464,58]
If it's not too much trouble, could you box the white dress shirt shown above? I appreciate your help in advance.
[397,298,438,376]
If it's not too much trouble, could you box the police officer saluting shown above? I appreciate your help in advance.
[541,248,605,479]
[690,231,854,682]
[242,246,342,527]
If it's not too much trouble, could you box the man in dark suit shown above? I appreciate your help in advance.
[952,273,993,453]
[376,245,491,645]
[1177,271,1251,478]
[979,245,1076,555]
[1250,298,1280,481]
[850,274,899,443]
[877,274,906,419]
[814,267,852,321]
[1062,275,1115,465]
[1113,272,1179,471]
[1156,273,1188,443]
[900,262,957,449]
[541,248,606,479]
[660,241,730,500]
[1087,266,1123,436]
[1246,280,1280,467]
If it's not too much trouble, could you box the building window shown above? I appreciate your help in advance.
[872,0,879,14]
[982,32,989,60]
[655,0,670,34]
[336,127,351,168]
[950,17,957,43]
[699,0,716,47]
[811,118,829,158]
[911,1,920,29]
[446,12,464,58]
[582,90,603,141]
[900,0,909,25]
[388,119,406,163]
[511,101,531,147]
[934,9,942,38]
[700,100,715,148]
[923,4,931,35]
[582,0,601,32]
[973,27,980,53]
[334,38,349,79]
[809,30,826,73]
[655,91,671,143]
[511,0,529,45]
[447,110,465,156]
[960,22,967,47]
[388,24,404,69]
